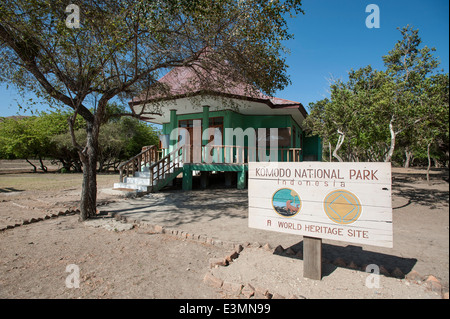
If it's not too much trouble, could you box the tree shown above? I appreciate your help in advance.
[381,25,440,162]
[0,0,303,220]
[305,66,388,162]
[0,115,64,171]
[415,73,449,183]
[0,116,43,171]
[305,26,447,165]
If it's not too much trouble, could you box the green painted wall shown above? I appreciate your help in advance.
[161,108,322,162]
[162,110,295,135]
[303,135,323,161]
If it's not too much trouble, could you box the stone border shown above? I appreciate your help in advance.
[0,209,79,232]
[203,243,449,300]
[112,213,243,250]
[3,210,447,299]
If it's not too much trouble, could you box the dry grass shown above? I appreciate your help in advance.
[0,173,118,193]
[0,160,119,196]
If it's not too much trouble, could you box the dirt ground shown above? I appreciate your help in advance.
[0,159,448,299]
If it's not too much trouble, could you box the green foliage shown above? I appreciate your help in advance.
[0,111,160,172]
[1,0,303,218]
[305,26,449,167]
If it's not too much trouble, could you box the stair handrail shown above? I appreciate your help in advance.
[147,145,184,189]
[118,145,159,182]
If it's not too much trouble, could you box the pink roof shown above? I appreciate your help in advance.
[130,63,307,118]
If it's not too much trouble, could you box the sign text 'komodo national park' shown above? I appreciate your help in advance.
[248,162,393,248]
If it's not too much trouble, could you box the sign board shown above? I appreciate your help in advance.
[248,162,393,248]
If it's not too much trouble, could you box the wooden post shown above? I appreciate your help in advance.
[182,165,193,191]
[200,171,209,189]
[303,236,322,280]
[237,167,246,190]
[224,172,232,187]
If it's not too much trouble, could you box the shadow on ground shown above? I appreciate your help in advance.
[278,241,417,279]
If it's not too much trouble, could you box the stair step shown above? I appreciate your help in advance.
[113,182,151,192]
[135,171,152,178]
[124,177,152,185]
[135,168,181,178]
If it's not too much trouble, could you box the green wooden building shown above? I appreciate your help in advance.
[114,65,322,192]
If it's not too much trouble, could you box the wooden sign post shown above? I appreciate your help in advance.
[303,236,322,280]
[248,162,393,280]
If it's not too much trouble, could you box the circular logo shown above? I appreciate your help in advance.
[323,189,362,225]
[272,188,302,218]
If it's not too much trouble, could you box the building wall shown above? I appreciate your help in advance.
[160,108,322,163]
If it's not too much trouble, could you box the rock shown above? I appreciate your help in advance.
[379,265,390,276]
[333,257,346,267]
[241,284,255,298]
[226,251,239,263]
[252,242,261,248]
[405,270,422,282]
[254,286,269,297]
[274,245,284,254]
[209,257,228,268]
[271,293,285,299]
[235,244,244,253]
[222,281,243,295]
[104,222,133,232]
[391,267,404,279]
[252,292,267,299]
[203,273,223,288]
[424,275,442,293]
[348,261,359,270]
[154,225,165,233]
[262,243,272,252]
[285,247,296,256]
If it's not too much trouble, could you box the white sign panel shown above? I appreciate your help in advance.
[248,162,393,248]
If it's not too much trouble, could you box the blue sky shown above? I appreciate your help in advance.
[277,0,449,108]
[0,0,448,117]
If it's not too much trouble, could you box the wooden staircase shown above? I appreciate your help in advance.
[114,145,184,193]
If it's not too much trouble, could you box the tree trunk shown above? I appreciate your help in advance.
[328,142,332,162]
[404,148,413,168]
[78,121,99,221]
[426,142,431,186]
[385,118,396,162]
[332,130,345,162]
[25,159,37,173]
[38,155,47,172]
